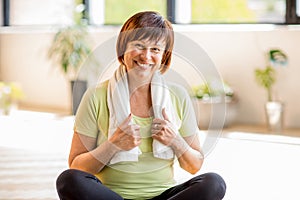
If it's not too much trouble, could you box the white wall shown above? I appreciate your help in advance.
[0,31,70,112]
[0,25,300,127]
[180,27,300,128]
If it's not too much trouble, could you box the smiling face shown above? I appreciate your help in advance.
[116,12,174,74]
[123,39,165,81]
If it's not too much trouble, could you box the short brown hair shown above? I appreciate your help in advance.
[116,11,174,74]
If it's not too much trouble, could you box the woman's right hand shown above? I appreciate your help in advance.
[109,114,141,151]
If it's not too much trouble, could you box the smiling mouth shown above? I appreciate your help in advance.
[135,61,154,70]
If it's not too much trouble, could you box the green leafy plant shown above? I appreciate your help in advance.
[48,25,92,80]
[255,49,288,102]
[192,81,234,102]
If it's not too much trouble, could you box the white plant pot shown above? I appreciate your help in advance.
[265,101,284,133]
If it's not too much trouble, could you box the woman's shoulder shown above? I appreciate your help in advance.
[95,80,109,91]
[78,80,109,109]
[85,80,109,97]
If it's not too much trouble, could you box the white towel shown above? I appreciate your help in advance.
[107,65,181,164]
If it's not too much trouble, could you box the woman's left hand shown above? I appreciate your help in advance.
[152,109,204,174]
[151,108,178,147]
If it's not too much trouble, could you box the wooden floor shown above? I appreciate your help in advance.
[0,147,67,200]
[1,110,300,200]
[0,110,71,200]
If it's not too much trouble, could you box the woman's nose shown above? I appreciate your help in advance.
[140,49,152,60]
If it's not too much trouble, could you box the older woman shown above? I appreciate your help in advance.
[56,11,226,200]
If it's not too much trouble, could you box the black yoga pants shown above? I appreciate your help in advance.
[56,169,226,200]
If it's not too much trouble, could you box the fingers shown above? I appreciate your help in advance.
[151,108,177,146]
[123,113,132,125]
[153,123,160,130]
[152,109,167,134]
[162,108,170,122]
[151,122,162,135]
[151,123,175,147]
[119,113,138,131]
[110,114,143,151]
[115,123,141,150]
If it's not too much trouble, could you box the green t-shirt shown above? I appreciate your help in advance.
[74,80,199,199]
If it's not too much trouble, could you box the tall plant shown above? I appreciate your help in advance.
[48,24,92,80]
[255,49,287,102]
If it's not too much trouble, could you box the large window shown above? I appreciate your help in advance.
[1,0,299,26]
[104,0,166,25]
[7,0,75,26]
[191,0,286,24]
[97,0,299,24]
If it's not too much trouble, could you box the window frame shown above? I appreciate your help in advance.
[167,0,300,25]
[286,0,300,23]
[1,0,300,26]
[3,0,9,26]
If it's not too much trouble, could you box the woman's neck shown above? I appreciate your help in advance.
[129,82,153,118]
[128,76,151,94]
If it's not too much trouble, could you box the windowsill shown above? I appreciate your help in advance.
[1,24,300,34]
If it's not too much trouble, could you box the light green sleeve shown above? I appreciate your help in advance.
[169,83,199,137]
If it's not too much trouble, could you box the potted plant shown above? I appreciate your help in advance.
[254,49,288,133]
[192,81,238,129]
[48,24,92,114]
[0,82,24,115]
[193,81,235,102]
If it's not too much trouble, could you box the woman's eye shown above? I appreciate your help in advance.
[134,43,144,49]
[151,47,161,53]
